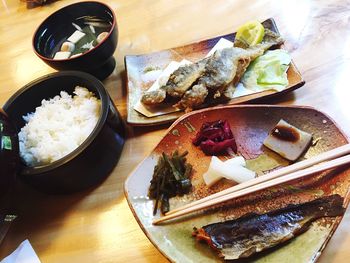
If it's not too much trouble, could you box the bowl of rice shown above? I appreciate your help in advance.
[2,71,125,194]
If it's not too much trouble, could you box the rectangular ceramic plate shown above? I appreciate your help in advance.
[125,18,305,126]
[124,105,350,263]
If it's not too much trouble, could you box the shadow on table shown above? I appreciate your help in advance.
[0,171,126,256]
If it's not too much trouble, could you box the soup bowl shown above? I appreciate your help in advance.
[33,1,118,80]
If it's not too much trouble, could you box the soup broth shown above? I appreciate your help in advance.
[52,16,112,59]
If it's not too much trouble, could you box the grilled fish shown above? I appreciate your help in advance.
[193,194,345,260]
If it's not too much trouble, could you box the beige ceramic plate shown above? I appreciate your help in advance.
[124,105,350,263]
[125,18,305,126]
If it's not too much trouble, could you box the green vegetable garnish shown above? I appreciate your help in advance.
[149,151,193,215]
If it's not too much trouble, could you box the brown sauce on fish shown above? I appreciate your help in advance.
[272,125,300,142]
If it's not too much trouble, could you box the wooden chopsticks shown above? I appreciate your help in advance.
[152,144,350,225]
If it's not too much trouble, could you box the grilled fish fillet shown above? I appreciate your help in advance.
[193,194,344,260]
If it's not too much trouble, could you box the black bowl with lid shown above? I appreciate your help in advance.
[33,1,118,80]
[2,71,125,194]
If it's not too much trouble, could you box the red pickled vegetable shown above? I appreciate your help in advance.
[192,120,237,155]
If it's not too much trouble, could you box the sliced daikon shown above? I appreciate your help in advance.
[203,156,255,187]
[53,51,71,60]
[203,156,225,186]
[67,30,86,44]
[219,164,256,183]
[224,156,246,166]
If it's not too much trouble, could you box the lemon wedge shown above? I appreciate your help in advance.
[236,21,265,46]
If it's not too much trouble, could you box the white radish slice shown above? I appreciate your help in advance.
[223,156,246,166]
[53,51,71,59]
[219,165,256,183]
[72,22,83,31]
[203,156,255,186]
[203,156,225,187]
[89,25,95,34]
[67,30,86,44]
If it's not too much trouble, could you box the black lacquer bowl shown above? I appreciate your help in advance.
[0,110,18,197]
[3,71,125,194]
[33,1,118,80]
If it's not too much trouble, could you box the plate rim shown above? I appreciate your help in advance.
[124,17,306,126]
[124,104,350,263]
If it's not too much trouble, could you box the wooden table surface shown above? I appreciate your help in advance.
[1,0,350,262]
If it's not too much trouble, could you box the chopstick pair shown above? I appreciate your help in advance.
[153,143,350,225]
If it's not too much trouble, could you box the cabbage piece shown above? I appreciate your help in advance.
[241,49,291,92]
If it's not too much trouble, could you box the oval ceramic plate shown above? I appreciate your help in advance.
[124,105,350,263]
[125,18,305,126]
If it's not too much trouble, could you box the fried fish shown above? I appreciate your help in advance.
[141,28,284,110]
[141,58,208,106]
[166,58,209,98]
[176,47,262,110]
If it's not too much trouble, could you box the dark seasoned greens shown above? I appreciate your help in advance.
[149,151,192,215]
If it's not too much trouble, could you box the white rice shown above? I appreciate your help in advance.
[18,86,101,166]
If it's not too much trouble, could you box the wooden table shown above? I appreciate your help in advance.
[1,0,350,262]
